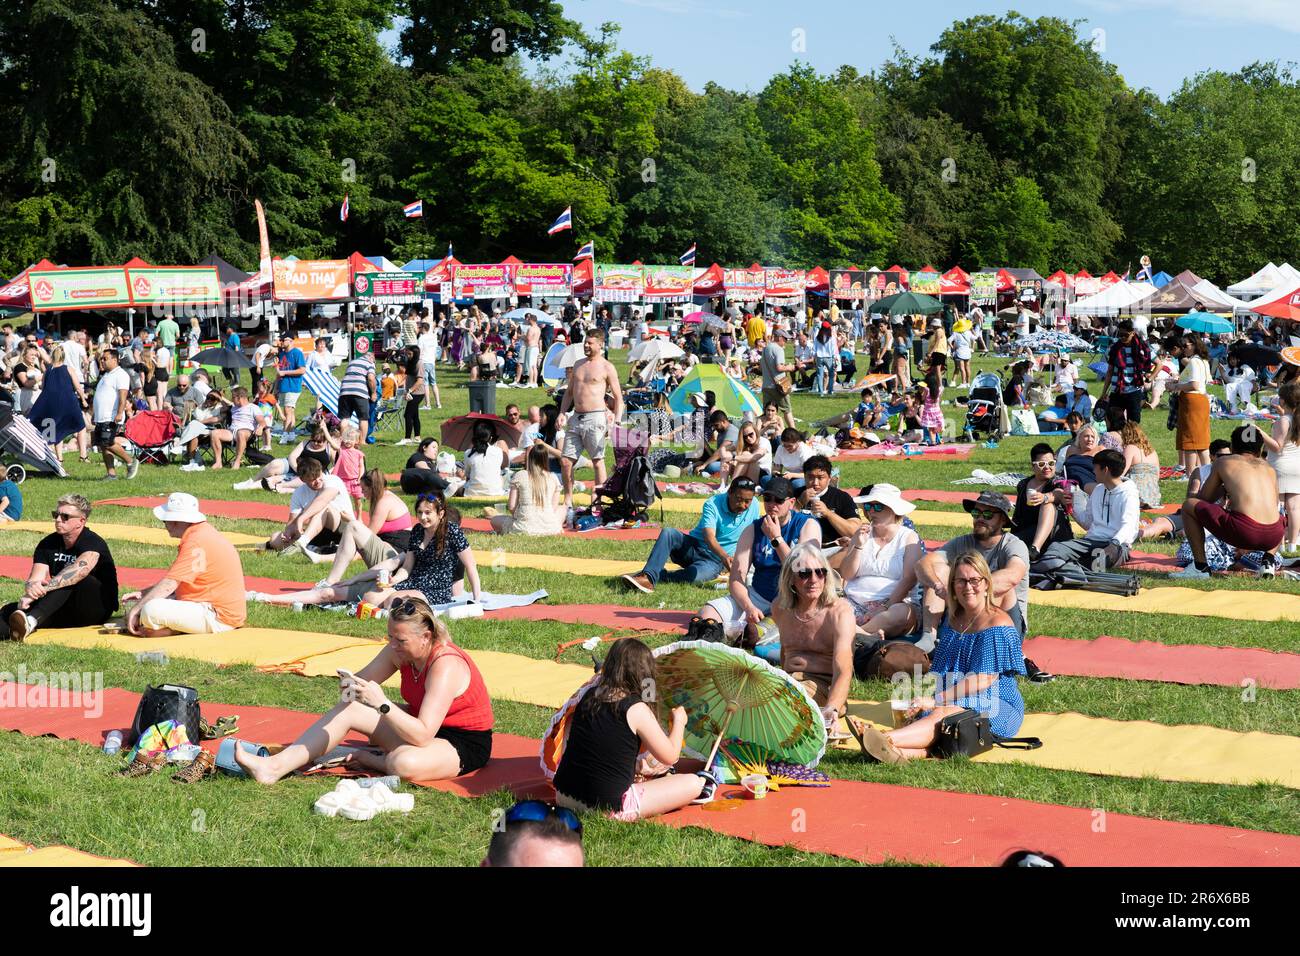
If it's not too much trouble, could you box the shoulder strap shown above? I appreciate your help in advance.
[993,735,1043,750]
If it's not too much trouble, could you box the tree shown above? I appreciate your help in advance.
[963,175,1058,274]
[400,0,576,76]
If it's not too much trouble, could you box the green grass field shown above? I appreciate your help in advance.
[1,347,1296,866]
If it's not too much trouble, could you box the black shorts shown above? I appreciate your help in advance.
[93,422,118,447]
[338,394,371,424]
[437,726,492,776]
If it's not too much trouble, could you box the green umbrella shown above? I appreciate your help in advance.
[868,290,944,316]
[667,363,763,418]
[652,640,828,770]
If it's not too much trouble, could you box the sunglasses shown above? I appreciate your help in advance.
[1032,460,1055,469]
[969,508,1002,520]
[51,511,82,521]
[762,495,789,504]
[390,598,425,617]
[861,502,886,512]
[506,800,582,834]
[795,567,827,581]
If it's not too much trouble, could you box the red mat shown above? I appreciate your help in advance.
[1023,636,1300,690]
[97,496,288,522]
[486,603,692,633]
[4,683,1297,867]
[0,555,312,596]
[838,444,976,462]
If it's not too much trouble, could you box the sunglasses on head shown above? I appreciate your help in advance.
[795,567,826,581]
[970,508,1002,520]
[506,800,582,833]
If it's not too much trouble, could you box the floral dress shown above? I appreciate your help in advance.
[920,382,945,432]
[405,522,470,605]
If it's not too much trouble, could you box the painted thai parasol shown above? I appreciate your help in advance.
[653,640,827,769]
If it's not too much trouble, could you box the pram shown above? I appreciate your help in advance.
[0,401,67,482]
[121,409,179,465]
[961,371,1005,440]
[590,425,660,525]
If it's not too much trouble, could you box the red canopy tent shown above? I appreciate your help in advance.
[996,269,1016,292]
[1099,271,1122,287]
[1251,280,1300,322]
[347,252,379,276]
[693,263,724,296]
[423,256,462,292]
[939,266,970,295]
[805,266,829,294]
[1046,270,1074,290]
[0,258,63,312]
[944,265,970,282]
[572,259,594,297]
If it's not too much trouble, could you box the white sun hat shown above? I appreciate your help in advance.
[852,482,915,516]
[153,492,206,524]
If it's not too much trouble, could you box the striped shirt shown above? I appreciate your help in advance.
[340,356,375,400]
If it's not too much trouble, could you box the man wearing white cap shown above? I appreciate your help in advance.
[122,493,247,636]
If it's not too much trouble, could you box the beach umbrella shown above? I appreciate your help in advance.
[1177,312,1234,335]
[682,310,709,324]
[1283,347,1300,368]
[868,290,943,316]
[556,342,586,369]
[439,412,524,452]
[1015,330,1091,353]
[628,338,686,363]
[653,640,828,769]
[188,347,252,369]
[504,307,559,326]
[540,341,569,385]
[667,363,762,418]
[539,675,600,781]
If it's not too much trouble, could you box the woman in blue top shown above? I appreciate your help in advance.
[847,550,1025,763]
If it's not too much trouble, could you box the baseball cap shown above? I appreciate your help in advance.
[764,476,796,501]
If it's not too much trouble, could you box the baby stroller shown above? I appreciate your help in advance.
[0,401,67,481]
[962,371,1005,440]
[122,409,179,465]
[590,425,660,526]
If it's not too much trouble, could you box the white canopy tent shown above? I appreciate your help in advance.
[1070,280,1156,316]
[1227,262,1287,300]
[1189,278,1247,312]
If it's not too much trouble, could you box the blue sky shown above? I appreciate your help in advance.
[531,0,1298,98]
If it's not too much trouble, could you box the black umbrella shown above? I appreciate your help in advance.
[1229,343,1282,370]
[189,347,252,369]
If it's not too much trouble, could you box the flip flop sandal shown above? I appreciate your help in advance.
[861,726,908,765]
[337,792,380,821]
[119,751,167,778]
[172,750,216,784]
[845,715,873,757]
[366,782,414,815]
[199,715,240,740]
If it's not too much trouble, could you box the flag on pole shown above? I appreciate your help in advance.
[339,193,349,222]
[446,243,454,259]
[547,206,572,235]
[574,240,594,260]
[679,243,697,266]
[403,200,423,219]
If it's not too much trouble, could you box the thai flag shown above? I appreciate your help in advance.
[679,243,696,266]
[574,240,594,260]
[446,242,453,259]
[403,200,423,219]
[547,206,572,235]
[339,193,349,222]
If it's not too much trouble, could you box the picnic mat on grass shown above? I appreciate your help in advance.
[97,496,289,522]
[837,444,976,461]
[458,493,709,516]
[4,521,266,549]
[1032,584,1300,622]
[3,684,1297,867]
[1023,636,1300,690]
[458,518,663,540]
[0,836,137,867]
[905,489,1182,518]
[0,555,313,596]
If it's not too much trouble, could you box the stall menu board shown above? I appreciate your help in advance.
[723,268,766,301]
[969,272,999,306]
[28,267,132,311]
[273,259,352,301]
[642,264,695,302]
[515,263,572,297]
[910,271,942,295]
[764,268,806,301]
[452,264,514,299]
[594,264,645,302]
[354,271,423,304]
[1016,279,1043,302]
[829,270,866,301]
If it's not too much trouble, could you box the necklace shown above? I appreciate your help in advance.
[410,654,431,683]
[793,603,821,623]
[949,609,979,637]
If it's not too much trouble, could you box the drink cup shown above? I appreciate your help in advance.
[377,569,390,589]
[741,773,768,800]
[891,699,912,728]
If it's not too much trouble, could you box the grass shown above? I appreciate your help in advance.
[1,348,1297,866]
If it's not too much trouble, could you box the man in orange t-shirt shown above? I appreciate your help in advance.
[123,493,247,636]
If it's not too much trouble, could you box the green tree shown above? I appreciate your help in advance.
[963,175,1058,274]
[400,0,576,77]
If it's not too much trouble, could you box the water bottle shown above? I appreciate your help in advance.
[356,775,400,791]
[136,650,168,665]
[103,731,123,755]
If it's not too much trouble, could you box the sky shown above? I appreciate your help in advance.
[530,0,1299,98]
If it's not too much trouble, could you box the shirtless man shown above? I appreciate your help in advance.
[523,315,542,388]
[1173,424,1285,579]
[770,542,855,726]
[558,329,623,515]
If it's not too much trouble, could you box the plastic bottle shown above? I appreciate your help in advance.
[356,775,401,791]
[103,731,123,755]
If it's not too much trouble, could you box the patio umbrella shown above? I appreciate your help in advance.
[868,290,943,316]
[701,313,727,331]
[1015,330,1091,353]
[556,342,586,369]
[628,338,686,363]
[503,307,559,326]
[653,640,828,769]
[1282,347,1300,368]
[682,310,709,324]
[439,412,525,451]
[188,347,252,369]
[667,363,762,418]
[1230,343,1283,370]
[1177,312,1234,335]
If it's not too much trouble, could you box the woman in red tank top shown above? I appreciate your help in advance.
[234,597,494,784]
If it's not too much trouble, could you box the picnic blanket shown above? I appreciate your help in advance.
[0,835,137,868]
[836,443,976,461]
[1022,636,1300,690]
[3,521,266,549]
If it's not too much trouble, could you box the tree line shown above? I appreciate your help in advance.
[2,1,1298,286]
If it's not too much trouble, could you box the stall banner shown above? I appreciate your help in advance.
[273,259,351,301]
[870,271,905,299]
[515,263,572,297]
[352,330,378,360]
[1075,277,1103,297]
[764,268,805,300]
[969,272,998,306]
[354,271,423,304]
[594,263,644,302]
[642,264,695,302]
[127,266,222,307]
[29,267,132,311]
[1016,278,1043,302]
[723,268,765,300]
[829,269,866,301]
[910,271,942,295]
[453,264,514,299]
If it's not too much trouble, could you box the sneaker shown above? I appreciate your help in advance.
[279,542,304,559]
[180,461,204,472]
[691,769,720,805]
[1257,554,1279,579]
[621,573,654,594]
[232,479,259,490]
[7,611,35,642]
[314,578,333,589]
[245,591,266,602]
[1170,564,1211,580]
[126,458,140,479]
[101,473,120,481]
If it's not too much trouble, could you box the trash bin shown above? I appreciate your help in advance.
[467,380,496,415]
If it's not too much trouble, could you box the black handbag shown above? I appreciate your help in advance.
[129,684,201,747]
[928,708,1042,759]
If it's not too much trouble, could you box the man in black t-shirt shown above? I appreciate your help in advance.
[800,455,861,543]
[1,493,119,641]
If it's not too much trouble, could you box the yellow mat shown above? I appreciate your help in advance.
[1031,585,1300,623]
[470,549,641,577]
[457,494,708,516]
[0,835,24,852]
[910,508,1085,534]
[0,837,136,867]
[5,521,266,549]
[845,701,1300,790]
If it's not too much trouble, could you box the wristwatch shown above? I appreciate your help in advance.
[376,702,391,716]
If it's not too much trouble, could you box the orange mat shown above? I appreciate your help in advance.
[0,555,312,595]
[1023,636,1300,690]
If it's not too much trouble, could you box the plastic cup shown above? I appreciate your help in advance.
[891,699,912,728]
[741,773,768,800]
[377,569,390,588]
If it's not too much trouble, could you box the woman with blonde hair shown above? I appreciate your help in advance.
[488,443,564,535]
[847,551,1026,763]
[770,541,855,728]
[1120,421,1161,509]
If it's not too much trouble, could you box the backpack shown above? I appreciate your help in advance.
[623,453,657,512]
[852,638,930,680]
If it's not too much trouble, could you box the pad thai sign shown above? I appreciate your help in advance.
[514,263,572,296]
[594,264,644,302]
[29,267,132,311]
[453,264,514,299]
[642,264,695,302]
[273,259,351,301]
[126,267,221,307]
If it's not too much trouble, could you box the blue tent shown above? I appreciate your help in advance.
[401,259,442,272]
[1151,271,1173,288]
